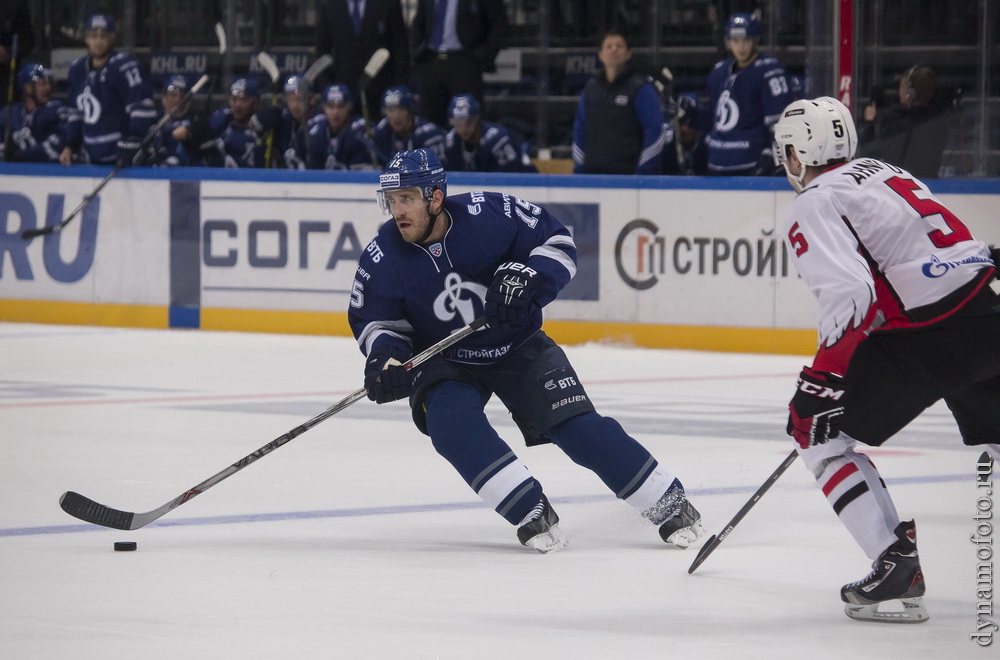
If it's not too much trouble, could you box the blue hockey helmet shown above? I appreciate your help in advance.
[85,14,116,33]
[283,75,304,94]
[18,63,51,87]
[725,13,760,39]
[382,85,415,110]
[163,75,188,93]
[322,84,352,105]
[377,149,447,215]
[447,94,480,120]
[230,78,259,98]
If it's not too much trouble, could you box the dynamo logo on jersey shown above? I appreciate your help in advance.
[77,87,102,125]
[714,90,740,132]
[433,272,488,326]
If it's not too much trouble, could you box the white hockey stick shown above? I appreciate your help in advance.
[58,316,489,530]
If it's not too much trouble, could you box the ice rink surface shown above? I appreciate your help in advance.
[1,323,993,659]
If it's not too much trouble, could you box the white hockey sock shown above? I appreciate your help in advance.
[622,464,677,517]
[798,434,899,559]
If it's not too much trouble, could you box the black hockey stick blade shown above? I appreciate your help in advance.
[60,491,135,530]
[688,450,798,574]
[58,316,487,530]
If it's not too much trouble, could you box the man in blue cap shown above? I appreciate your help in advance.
[61,13,157,166]
[206,77,280,168]
[443,93,535,173]
[299,83,373,170]
[369,84,446,166]
[697,12,794,176]
[0,64,71,162]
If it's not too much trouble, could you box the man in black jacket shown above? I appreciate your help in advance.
[410,0,507,127]
[316,0,410,118]
[571,30,665,175]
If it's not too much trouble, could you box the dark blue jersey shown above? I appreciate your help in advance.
[348,191,578,365]
[302,118,374,170]
[207,107,277,168]
[65,51,157,164]
[0,100,72,162]
[444,121,537,173]
[369,116,447,167]
[705,53,793,173]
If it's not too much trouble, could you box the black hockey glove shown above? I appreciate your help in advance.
[787,366,847,449]
[117,136,154,167]
[364,346,413,404]
[485,262,540,328]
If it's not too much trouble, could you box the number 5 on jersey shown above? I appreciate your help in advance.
[788,222,809,256]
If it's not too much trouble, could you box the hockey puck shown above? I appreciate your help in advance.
[113,541,137,552]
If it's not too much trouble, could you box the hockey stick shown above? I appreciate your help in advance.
[258,51,281,168]
[20,74,210,240]
[660,66,685,174]
[2,34,18,162]
[59,316,489,531]
[298,53,334,166]
[203,22,228,114]
[687,450,798,574]
[359,48,389,166]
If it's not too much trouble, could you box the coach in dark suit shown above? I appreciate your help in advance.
[410,0,507,127]
[316,0,410,120]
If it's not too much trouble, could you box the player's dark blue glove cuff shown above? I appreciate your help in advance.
[116,136,146,167]
[787,366,847,449]
[364,345,413,404]
[485,261,540,328]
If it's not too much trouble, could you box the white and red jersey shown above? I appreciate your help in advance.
[784,157,994,375]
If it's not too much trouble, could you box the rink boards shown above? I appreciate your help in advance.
[1,164,998,354]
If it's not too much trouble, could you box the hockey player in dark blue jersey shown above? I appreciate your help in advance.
[700,13,794,175]
[274,75,321,170]
[368,85,446,167]
[348,148,705,553]
[62,14,157,166]
[443,94,536,173]
[0,64,71,163]
[300,84,375,170]
[206,78,281,168]
[151,75,200,167]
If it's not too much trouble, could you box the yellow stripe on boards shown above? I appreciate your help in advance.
[0,299,166,328]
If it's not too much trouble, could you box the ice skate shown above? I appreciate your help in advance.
[517,494,569,554]
[841,520,929,623]
[658,500,705,549]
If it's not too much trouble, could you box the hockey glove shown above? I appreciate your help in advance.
[485,262,540,328]
[116,136,149,167]
[364,346,413,404]
[787,366,847,449]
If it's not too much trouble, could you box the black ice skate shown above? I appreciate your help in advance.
[841,520,929,623]
[517,494,569,554]
[658,500,705,549]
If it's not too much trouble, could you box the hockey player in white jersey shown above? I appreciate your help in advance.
[774,96,1000,623]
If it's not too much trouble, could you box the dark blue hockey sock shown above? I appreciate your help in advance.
[424,381,542,525]
[549,412,658,499]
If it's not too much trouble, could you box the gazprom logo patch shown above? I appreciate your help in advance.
[379,173,400,189]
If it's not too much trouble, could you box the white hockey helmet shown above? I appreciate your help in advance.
[773,96,858,189]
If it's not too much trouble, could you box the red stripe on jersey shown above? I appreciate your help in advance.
[822,462,859,497]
